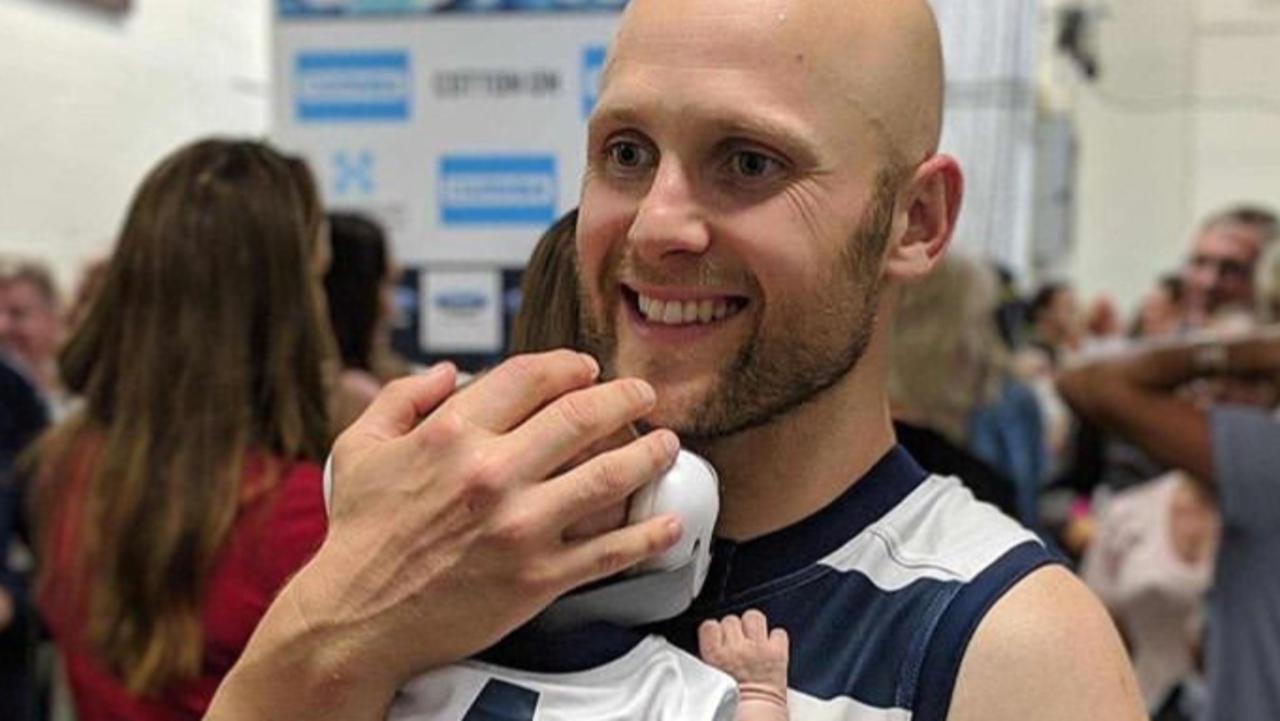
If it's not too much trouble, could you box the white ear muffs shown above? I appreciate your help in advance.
[321,449,722,630]
[538,450,720,630]
[626,450,719,578]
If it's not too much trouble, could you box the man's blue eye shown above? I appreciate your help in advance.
[609,142,646,168]
[733,151,775,177]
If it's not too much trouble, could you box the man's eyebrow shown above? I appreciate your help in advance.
[589,105,823,164]
[705,114,822,163]
[587,105,645,134]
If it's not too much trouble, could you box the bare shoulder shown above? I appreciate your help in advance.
[947,565,1147,721]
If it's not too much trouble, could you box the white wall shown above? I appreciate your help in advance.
[3,0,1277,315]
[1053,0,1280,312]
[0,0,271,296]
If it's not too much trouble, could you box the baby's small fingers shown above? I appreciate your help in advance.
[698,619,724,657]
[769,627,790,658]
[721,614,745,645]
[741,609,769,641]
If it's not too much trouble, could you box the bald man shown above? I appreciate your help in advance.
[208,2,1144,720]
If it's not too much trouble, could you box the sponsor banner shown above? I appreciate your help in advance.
[421,269,504,353]
[331,148,377,196]
[294,50,410,122]
[279,0,626,17]
[433,67,561,100]
[439,154,557,226]
[274,138,420,250]
[389,266,523,369]
[274,13,620,265]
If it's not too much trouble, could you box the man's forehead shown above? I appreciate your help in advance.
[606,0,944,162]
[604,2,814,90]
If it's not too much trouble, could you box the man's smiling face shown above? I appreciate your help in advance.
[575,0,913,441]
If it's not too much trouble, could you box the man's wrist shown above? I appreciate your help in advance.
[208,561,399,721]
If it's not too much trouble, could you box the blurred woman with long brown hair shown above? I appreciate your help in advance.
[33,139,333,720]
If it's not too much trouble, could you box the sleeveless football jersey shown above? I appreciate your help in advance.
[388,629,736,720]
[649,446,1059,721]
[390,446,1055,721]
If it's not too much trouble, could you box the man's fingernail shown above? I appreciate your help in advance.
[634,380,657,406]
[659,430,679,455]
[666,517,684,541]
[580,353,601,378]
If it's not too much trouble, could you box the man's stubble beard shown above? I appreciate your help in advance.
[579,173,898,443]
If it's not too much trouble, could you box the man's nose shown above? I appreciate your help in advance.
[627,159,710,265]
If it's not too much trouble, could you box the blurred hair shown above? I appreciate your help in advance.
[323,212,390,371]
[1201,204,1279,245]
[1026,281,1070,326]
[35,138,334,696]
[0,257,61,309]
[509,209,582,354]
[889,254,1006,444]
[65,258,111,331]
[285,155,324,251]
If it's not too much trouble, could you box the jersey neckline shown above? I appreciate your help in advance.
[695,444,928,602]
[474,445,928,673]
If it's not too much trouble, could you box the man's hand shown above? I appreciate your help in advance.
[209,351,683,720]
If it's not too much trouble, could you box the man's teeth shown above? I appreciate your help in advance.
[637,293,737,325]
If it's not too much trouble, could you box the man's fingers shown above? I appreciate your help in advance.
[346,364,457,442]
[505,379,656,483]
[554,515,682,591]
[562,425,640,476]
[442,350,599,433]
[562,500,628,541]
[530,430,678,531]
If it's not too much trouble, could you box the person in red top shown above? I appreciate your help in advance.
[31,139,333,721]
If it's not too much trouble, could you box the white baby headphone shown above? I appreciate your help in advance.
[321,448,720,630]
[537,449,720,630]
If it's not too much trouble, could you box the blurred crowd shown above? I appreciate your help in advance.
[0,136,1277,720]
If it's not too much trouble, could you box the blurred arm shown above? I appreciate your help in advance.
[1054,329,1280,486]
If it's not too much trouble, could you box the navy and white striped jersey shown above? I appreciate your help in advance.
[389,627,737,720]
[390,446,1055,720]
[650,445,1058,721]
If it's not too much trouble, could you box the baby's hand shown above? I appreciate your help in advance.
[699,610,789,712]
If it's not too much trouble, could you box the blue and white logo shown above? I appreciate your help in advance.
[581,45,607,118]
[295,50,410,122]
[332,149,376,197]
[433,290,490,313]
[439,155,557,226]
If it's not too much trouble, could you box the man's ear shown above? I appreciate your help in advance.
[884,154,963,282]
